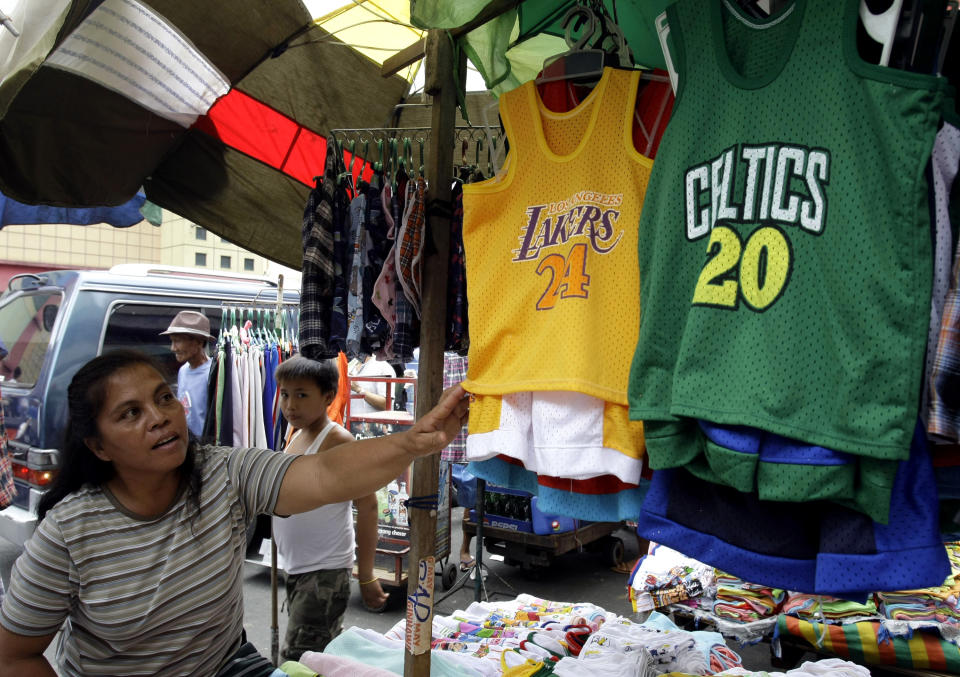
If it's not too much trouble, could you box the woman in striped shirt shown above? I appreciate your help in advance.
[0,350,468,676]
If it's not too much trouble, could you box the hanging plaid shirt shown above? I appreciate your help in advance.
[391,185,418,363]
[328,171,353,355]
[927,121,960,442]
[396,177,425,318]
[929,258,960,442]
[0,381,16,509]
[299,142,338,360]
[441,352,468,463]
[393,273,419,364]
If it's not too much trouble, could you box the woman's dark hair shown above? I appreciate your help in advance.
[37,349,202,521]
[275,355,339,394]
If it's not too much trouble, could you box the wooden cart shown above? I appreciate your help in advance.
[462,517,625,571]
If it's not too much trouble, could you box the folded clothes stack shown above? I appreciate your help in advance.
[712,572,785,622]
[876,542,960,625]
[780,593,881,625]
[628,544,717,614]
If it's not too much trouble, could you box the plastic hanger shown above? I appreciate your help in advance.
[337,139,358,194]
[536,3,633,86]
[859,0,905,66]
[418,137,425,179]
[356,138,370,193]
[219,307,228,347]
[331,134,348,183]
[388,138,399,189]
[403,138,414,178]
[255,309,265,344]
[375,138,385,174]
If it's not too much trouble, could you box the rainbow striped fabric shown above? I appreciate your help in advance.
[777,615,960,671]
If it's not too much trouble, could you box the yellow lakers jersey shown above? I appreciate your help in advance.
[462,67,653,404]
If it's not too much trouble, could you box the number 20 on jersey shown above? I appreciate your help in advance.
[692,223,793,312]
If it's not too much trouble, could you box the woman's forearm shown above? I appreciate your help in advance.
[275,431,417,514]
[313,432,417,508]
[274,385,468,516]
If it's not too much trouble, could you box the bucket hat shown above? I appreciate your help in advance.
[160,310,215,342]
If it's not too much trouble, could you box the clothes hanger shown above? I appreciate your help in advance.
[400,138,410,179]
[536,2,638,86]
[402,137,417,184]
[418,137,425,179]
[487,137,496,178]
[536,4,614,86]
[219,307,228,347]
[331,134,348,185]
[389,138,399,189]
[257,309,267,344]
[337,139,358,196]
[356,138,371,193]
[859,0,905,66]
[375,138,385,175]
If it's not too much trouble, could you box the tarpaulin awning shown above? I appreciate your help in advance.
[0,0,418,268]
[0,0,673,266]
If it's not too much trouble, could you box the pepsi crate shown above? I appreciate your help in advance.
[530,496,578,535]
[468,510,534,533]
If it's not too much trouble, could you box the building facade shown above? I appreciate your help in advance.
[0,210,297,290]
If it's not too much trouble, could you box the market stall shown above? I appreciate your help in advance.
[2,0,960,675]
[333,1,960,675]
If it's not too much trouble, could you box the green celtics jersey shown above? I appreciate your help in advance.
[628,0,947,464]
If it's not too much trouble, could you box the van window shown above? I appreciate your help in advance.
[102,305,221,384]
[0,292,61,388]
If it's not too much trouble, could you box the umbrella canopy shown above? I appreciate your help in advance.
[0,0,417,268]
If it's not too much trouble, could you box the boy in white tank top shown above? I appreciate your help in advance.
[272,356,388,661]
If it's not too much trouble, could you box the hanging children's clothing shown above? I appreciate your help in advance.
[463,66,653,520]
[463,67,652,402]
[441,351,469,463]
[627,0,950,595]
[361,178,392,356]
[300,148,338,361]
[396,176,426,319]
[928,113,960,442]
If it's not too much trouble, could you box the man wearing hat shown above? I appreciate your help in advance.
[161,310,214,437]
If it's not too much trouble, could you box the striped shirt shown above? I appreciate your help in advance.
[1,445,296,676]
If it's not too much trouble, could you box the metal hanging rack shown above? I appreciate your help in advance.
[328,126,505,179]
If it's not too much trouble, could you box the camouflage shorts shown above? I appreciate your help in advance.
[281,567,351,662]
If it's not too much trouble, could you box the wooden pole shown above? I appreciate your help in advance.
[403,29,465,677]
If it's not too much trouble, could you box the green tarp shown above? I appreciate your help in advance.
[411,0,672,96]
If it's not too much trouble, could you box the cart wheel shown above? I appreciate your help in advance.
[441,562,459,590]
[602,536,625,567]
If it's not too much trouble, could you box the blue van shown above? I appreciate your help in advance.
[0,264,299,546]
